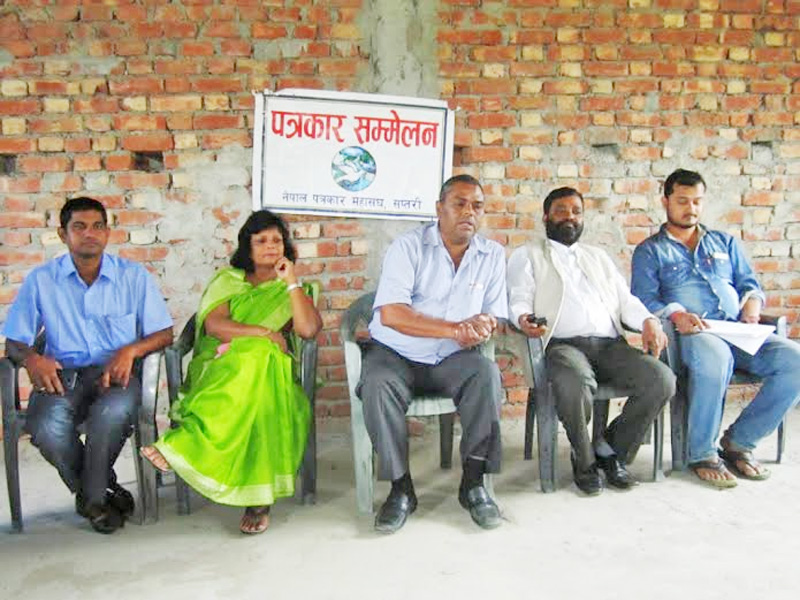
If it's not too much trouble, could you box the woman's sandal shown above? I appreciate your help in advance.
[240,506,271,535]
[139,445,171,473]
[719,447,771,481]
[689,458,738,488]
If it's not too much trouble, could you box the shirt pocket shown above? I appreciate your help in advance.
[709,253,733,282]
[101,313,137,348]
[658,262,692,288]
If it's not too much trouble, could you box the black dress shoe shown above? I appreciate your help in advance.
[458,485,502,530]
[107,482,135,518]
[596,455,639,490]
[84,502,125,534]
[571,454,603,496]
[374,489,417,534]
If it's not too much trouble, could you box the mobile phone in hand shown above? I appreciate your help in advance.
[526,314,547,327]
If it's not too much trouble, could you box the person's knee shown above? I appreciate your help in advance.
[26,398,75,451]
[90,388,137,429]
[647,360,676,401]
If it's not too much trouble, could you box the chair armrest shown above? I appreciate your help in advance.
[509,321,547,390]
[759,314,786,337]
[0,357,19,416]
[139,351,162,425]
[299,336,318,402]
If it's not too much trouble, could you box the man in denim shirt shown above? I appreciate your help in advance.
[3,197,173,531]
[632,169,800,488]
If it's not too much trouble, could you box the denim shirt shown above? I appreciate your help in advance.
[631,224,765,321]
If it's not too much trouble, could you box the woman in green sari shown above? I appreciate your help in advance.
[140,210,322,534]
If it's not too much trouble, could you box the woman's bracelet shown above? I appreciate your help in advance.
[286,282,301,293]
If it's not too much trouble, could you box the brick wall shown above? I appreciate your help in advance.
[1,0,798,417]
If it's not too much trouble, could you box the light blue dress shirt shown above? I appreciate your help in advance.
[369,221,508,365]
[2,253,173,368]
[631,224,765,321]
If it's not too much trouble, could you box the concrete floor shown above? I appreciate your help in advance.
[1,406,800,600]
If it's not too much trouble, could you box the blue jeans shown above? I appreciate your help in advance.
[680,332,800,463]
[25,366,140,506]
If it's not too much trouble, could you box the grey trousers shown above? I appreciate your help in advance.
[546,337,675,470]
[25,366,140,506]
[358,341,502,481]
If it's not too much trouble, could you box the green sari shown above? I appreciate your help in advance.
[154,268,311,506]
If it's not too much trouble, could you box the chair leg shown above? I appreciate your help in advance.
[4,426,23,533]
[653,408,665,482]
[439,413,454,469]
[777,418,785,464]
[524,389,535,460]
[133,420,158,526]
[351,400,374,514]
[298,417,317,504]
[175,476,192,515]
[670,393,688,471]
[536,384,558,493]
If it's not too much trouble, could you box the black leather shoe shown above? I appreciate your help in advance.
[571,454,603,496]
[107,482,135,518]
[596,455,639,490]
[458,485,502,530]
[374,489,417,534]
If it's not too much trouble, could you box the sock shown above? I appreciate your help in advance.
[461,457,486,491]
[391,472,414,496]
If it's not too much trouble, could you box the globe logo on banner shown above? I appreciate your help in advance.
[332,146,377,192]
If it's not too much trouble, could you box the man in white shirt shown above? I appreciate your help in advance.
[508,187,674,495]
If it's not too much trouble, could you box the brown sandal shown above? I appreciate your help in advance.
[240,506,271,534]
[719,447,771,481]
[689,459,738,488]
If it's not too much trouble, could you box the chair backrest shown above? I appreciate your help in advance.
[340,291,376,344]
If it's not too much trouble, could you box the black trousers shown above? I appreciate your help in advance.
[358,341,502,481]
[25,366,140,506]
[546,337,675,470]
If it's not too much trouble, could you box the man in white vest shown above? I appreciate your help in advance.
[508,187,674,495]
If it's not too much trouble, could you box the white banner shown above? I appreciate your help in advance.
[252,89,454,220]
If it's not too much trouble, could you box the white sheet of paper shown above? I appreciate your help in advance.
[702,319,775,355]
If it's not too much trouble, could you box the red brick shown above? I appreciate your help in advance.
[17,155,71,172]
[73,98,120,114]
[720,0,764,11]
[0,99,40,115]
[201,131,251,149]
[114,173,170,190]
[105,155,134,171]
[0,139,36,153]
[191,77,243,93]
[28,117,83,134]
[438,29,504,45]
[0,212,46,228]
[326,257,366,273]
[121,133,174,152]
[119,247,169,262]
[221,40,252,56]
[155,59,203,75]
[467,113,516,129]
[252,23,289,39]
[0,250,45,266]
[463,147,513,163]
[113,115,167,131]
[74,155,102,171]
[2,231,31,247]
[743,192,782,206]
[109,78,164,95]
[1,41,36,57]
[323,222,363,238]
[116,211,163,226]
[182,41,214,57]
[203,22,240,38]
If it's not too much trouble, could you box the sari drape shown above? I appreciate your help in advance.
[154,268,310,506]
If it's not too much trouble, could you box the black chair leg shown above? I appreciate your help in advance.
[653,409,665,482]
[439,413,454,469]
[299,418,317,504]
[670,393,687,471]
[4,427,22,533]
[536,384,558,493]
[524,389,535,460]
[777,419,785,464]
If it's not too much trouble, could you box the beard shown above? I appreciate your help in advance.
[667,214,697,229]
[546,220,583,246]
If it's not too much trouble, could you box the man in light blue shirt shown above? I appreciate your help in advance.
[3,197,173,532]
[632,169,800,488]
[360,174,507,533]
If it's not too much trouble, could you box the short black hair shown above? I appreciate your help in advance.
[60,197,107,230]
[230,209,296,273]
[543,187,583,215]
[664,169,706,198]
[438,174,483,203]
